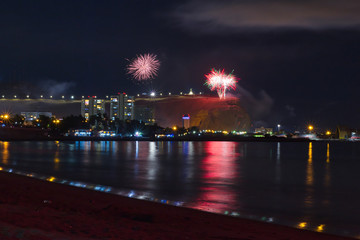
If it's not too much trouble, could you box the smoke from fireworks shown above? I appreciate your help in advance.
[127,53,160,81]
[205,69,237,99]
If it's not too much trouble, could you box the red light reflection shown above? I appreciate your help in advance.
[190,141,240,213]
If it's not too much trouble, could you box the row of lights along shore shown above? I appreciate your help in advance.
[1,95,76,99]
[0,90,203,100]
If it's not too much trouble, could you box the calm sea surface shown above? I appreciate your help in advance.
[0,141,359,238]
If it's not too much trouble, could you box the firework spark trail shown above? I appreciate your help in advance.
[205,69,237,99]
[127,53,160,81]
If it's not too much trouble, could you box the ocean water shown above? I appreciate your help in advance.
[0,140,359,238]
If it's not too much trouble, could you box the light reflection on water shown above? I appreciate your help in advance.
[189,141,239,212]
[1,140,360,238]
[305,142,314,208]
[0,141,9,165]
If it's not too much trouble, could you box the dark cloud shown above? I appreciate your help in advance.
[39,80,75,97]
[174,0,360,32]
[0,79,75,97]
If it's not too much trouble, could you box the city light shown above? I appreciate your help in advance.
[62,96,65,99]
[298,222,307,228]
[316,224,325,232]
[14,95,17,98]
[47,176,56,182]
[308,125,314,131]
[26,95,29,98]
[40,95,43,98]
[71,95,74,99]
[173,126,177,131]
[150,92,155,97]
[326,131,331,135]
[50,96,53,98]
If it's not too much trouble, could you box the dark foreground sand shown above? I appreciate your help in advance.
[0,172,352,240]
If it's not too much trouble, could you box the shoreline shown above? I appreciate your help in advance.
[0,136,324,142]
[0,171,352,239]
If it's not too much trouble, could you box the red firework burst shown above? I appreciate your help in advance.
[127,53,160,81]
[205,69,237,99]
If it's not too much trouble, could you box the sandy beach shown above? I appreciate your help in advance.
[0,171,352,240]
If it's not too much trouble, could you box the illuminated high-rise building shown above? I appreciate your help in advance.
[110,93,134,121]
[81,96,105,120]
[182,114,190,129]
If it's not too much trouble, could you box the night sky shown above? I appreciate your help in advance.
[1,0,360,131]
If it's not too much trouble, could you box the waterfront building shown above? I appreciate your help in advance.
[98,130,116,137]
[254,126,273,135]
[182,114,190,129]
[81,97,105,120]
[109,93,135,121]
[69,129,92,137]
[336,126,350,139]
[21,112,52,122]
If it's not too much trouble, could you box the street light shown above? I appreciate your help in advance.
[277,124,281,132]
[308,125,314,131]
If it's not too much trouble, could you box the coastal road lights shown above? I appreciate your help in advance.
[0,114,10,125]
